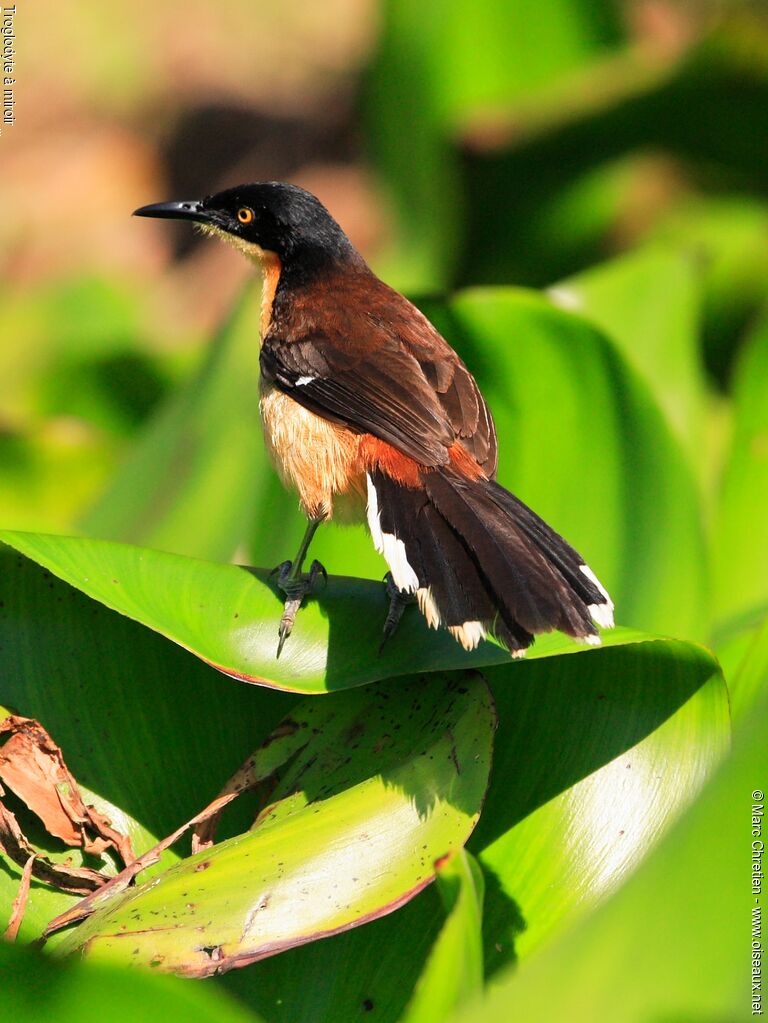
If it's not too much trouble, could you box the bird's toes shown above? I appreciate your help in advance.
[379,573,416,654]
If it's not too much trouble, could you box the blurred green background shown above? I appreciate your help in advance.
[4,1,768,642]
[3,0,768,673]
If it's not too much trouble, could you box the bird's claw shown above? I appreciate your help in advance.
[273,559,327,658]
[379,572,416,654]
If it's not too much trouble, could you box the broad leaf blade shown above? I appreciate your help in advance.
[48,672,495,976]
[402,850,485,1023]
[0,547,729,1020]
[0,942,259,1023]
[474,641,729,965]
[553,245,709,468]
[218,636,729,1023]
[1,530,669,693]
[454,660,762,1023]
[0,547,292,939]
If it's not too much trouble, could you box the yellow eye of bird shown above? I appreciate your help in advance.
[237,207,254,224]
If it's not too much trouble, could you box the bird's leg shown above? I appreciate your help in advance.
[273,517,327,657]
[379,572,416,653]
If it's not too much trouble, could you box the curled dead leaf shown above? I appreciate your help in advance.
[0,713,136,936]
[0,715,134,862]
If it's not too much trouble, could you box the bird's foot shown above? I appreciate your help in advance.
[379,572,416,654]
[272,559,327,658]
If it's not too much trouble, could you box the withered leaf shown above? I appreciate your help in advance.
[0,715,134,864]
[0,799,107,894]
[3,852,35,942]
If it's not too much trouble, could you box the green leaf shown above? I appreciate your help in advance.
[80,284,267,562]
[453,664,763,1023]
[0,545,292,939]
[473,641,728,966]
[0,530,677,694]
[218,885,447,1023]
[713,309,768,633]
[427,288,709,642]
[216,642,728,1023]
[0,941,260,1023]
[0,544,728,1021]
[553,245,709,468]
[48,672,495,976]
[729,613,768,723]
[402,850,485,1023]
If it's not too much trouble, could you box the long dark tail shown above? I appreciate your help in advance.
[366,468,614,654]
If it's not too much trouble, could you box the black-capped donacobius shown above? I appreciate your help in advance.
[134,183,614,657]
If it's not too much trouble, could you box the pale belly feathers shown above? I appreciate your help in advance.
[259,381,366,522]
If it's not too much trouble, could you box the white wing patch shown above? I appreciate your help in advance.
[366,474,419,593]
[295,375,315,386]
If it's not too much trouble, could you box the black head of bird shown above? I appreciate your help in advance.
[134,182,359,276]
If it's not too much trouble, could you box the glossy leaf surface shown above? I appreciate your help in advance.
[455,654,764,1023]
[474,641,728,964]
[49,672,495,976]
[554,245,709,466]
[402,850,485,1023]
[0,530,651,693]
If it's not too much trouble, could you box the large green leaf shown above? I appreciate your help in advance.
[0,542,729,1021]
[0,545,292,939]
[552,245,709,469]
[454,649,766,1022]
[713,309,768,634]
[80,284,267,562]
[47,672,494,975]
[0,530,676,694]
[0,941,259,1023]
[402,850,485,1023]
[214,645,727,1023]
[216,641,728,1023]
[473,641,728,965]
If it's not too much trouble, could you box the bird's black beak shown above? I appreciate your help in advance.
[132,199,211,224]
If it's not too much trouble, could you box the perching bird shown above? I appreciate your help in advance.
[134,182,614,656]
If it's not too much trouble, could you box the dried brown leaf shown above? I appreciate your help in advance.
[0,715,134,864]
[3,852,35,941]
[0,800,107,894]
